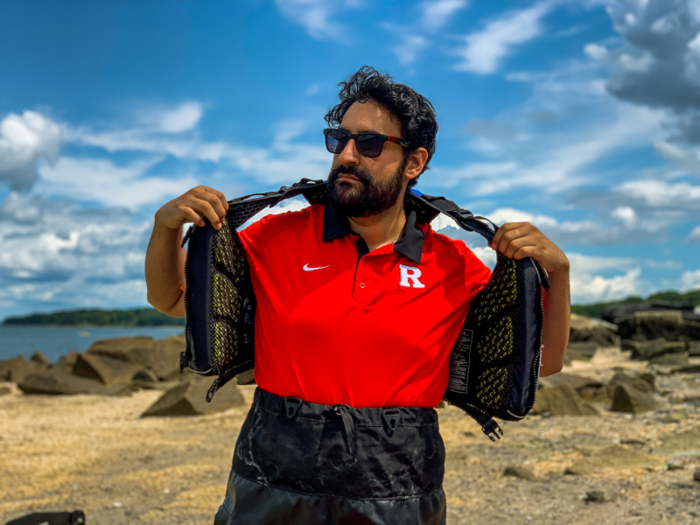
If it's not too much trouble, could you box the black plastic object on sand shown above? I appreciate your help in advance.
[5,510,85,525]
[180,179,550,441]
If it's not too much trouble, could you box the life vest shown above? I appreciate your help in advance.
[181,179,549,440]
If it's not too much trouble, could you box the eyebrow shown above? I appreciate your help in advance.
[338,126,383,135]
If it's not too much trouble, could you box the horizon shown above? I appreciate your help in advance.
[1,0,699,319]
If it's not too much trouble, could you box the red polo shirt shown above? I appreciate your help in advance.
[238,203,491,408]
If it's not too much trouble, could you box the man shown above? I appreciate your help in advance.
[145,66,570,524]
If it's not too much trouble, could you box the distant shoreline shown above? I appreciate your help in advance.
[1,307,185,327]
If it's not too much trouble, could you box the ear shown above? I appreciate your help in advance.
[404,147,429,182]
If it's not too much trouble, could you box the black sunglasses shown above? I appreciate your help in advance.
[323,128,410,158]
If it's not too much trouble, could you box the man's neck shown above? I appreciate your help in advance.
[347,192,407,253]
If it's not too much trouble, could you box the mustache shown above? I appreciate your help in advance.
[328,165,371,183]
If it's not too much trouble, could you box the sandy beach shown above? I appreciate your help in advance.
[2,349,700,525]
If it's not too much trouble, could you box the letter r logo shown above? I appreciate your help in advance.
[399,264,425,288]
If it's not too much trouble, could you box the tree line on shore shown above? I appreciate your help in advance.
[1,308,185,327]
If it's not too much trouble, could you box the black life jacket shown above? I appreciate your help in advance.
[181,179,550,440]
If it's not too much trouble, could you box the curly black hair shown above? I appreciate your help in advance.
[324,66,438,188]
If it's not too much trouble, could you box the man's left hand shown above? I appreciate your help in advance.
[489,222,569,274]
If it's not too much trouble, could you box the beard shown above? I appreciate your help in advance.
[327,157,407,218]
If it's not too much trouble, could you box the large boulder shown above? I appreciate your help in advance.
[143,335,186,380]
[611,384,666,413]
[72,353,143,385]
[18,369,104,395]
[86,336,154,365]
[53,350,80,373]
[563,342,598,364]
[616,311,700,341]
[622,338,687,361]
[30,351,50,366]
[608,370,655,393]
[532,383,598,416]
[604,300,700,325]
[0,356,44,383]
[569,314,620,348]
[141,377,246,417]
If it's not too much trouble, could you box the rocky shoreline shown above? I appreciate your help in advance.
[1,301,700,524]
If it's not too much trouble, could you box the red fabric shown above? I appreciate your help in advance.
[238,204,491,408]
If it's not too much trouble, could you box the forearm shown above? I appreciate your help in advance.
[145,221,186,316]
[540,268,570,376]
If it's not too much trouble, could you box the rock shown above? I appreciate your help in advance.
[53,351,79,372]
[617,311,700,341]
[666,461,684,470]
[539,372,603,392]
[18,370,104,395]
[30,351,50,366]
[623,338,687,361]
[564,342,598,364]
[565,445,662,475]
[688,341,700,357]
[604,300,700,325]
[143,336,185,380]
[585,490,606,503]
[579,386,611,404]
[0,385,12,396]
[694,469,700,482]
[569,316,620,348]
[671,364,700,374]
[653,425,700,455]
[608,370,655,393]
[649,353,689,366]
[531,384,598,416]
[87,336,154,365]
[659,412,685,423]
[132,368,159,383]
[141,377,246,417]
[503,465,537,481]
[611,384,666,413]
[0,356,46,383]
[72,353,143,385]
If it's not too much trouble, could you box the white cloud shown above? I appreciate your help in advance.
[687,225,700,242]
[142,101,204,133]
[680,268,700,291]
[36,156,198,209]
[615,179,700,208]
[570,267,650,303]
[273,0,360,42]
[383,0,468,66]
[392,35,430,66]
[67,115,330,186]
[431,103,664,196]
[454,1,556,75]
[654,141,700,175]
[421,0,468,31]
[0,111,62,190]
[611,206,637,228]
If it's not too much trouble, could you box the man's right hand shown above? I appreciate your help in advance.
[155,185,229,230]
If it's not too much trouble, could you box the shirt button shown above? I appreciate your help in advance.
[359,282,365,289]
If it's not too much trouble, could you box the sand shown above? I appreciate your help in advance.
[2,356,700,524]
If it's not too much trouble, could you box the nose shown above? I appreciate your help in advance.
[336,137,360,166]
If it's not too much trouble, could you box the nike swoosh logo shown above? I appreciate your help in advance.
[303,264,329,272]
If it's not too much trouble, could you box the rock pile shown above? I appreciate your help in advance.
[0,334,247,416]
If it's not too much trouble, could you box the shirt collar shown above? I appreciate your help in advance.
[323,202,424,264]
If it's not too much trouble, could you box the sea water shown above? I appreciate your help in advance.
[0,325,185,363]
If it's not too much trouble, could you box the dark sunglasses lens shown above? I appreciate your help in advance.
[356,134,385,158]
[325,130,348,154]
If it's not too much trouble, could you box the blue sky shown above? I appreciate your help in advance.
[0,0,699,320]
